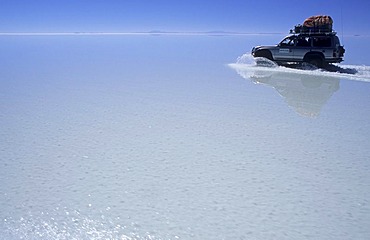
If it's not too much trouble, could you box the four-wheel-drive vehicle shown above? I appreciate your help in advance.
[251,15,345,68]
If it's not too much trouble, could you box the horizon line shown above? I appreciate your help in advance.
[0,31,288,36]
[0,31,366,37]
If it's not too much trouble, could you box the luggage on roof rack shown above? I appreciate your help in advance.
[304,15,333,29]
[291,15,334,34]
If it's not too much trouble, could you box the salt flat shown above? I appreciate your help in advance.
[1,35,370,239]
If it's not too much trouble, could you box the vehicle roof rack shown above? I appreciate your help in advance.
[290,24,337,36]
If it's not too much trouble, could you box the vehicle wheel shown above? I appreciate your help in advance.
[255,50,273,61]
[305,56,324,68]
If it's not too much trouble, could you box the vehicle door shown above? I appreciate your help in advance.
[276,36,297,61]
[294,36,312,60]
[311,36,334,59]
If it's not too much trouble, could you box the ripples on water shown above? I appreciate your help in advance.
[3,207,177,240]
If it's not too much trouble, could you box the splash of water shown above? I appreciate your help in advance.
[230,53,370,82]
[236,53,278,67]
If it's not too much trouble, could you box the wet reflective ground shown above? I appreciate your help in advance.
[1,35,370,239]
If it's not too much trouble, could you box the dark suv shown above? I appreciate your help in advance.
[251,32,345,68]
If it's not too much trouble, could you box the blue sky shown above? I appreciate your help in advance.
[0,0,369,35]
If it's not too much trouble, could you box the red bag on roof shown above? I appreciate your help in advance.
[303,15,333,28]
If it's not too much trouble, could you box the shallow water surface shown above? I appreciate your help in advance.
[1,35,370,239]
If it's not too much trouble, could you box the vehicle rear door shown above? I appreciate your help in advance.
[311,36,334,59]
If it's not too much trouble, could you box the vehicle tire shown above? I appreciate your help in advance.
[304,55,324,68]
[255,50,273,61]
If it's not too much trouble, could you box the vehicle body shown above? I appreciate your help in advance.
[251,32,345,68]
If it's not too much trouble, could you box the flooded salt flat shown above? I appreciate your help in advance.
[1,35,370,239]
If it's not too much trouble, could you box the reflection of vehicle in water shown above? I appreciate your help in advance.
[231,64,340,118]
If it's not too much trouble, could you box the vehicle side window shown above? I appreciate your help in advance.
[296,37,311,47]
[312,37,331,47]
[280,37,296,46]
